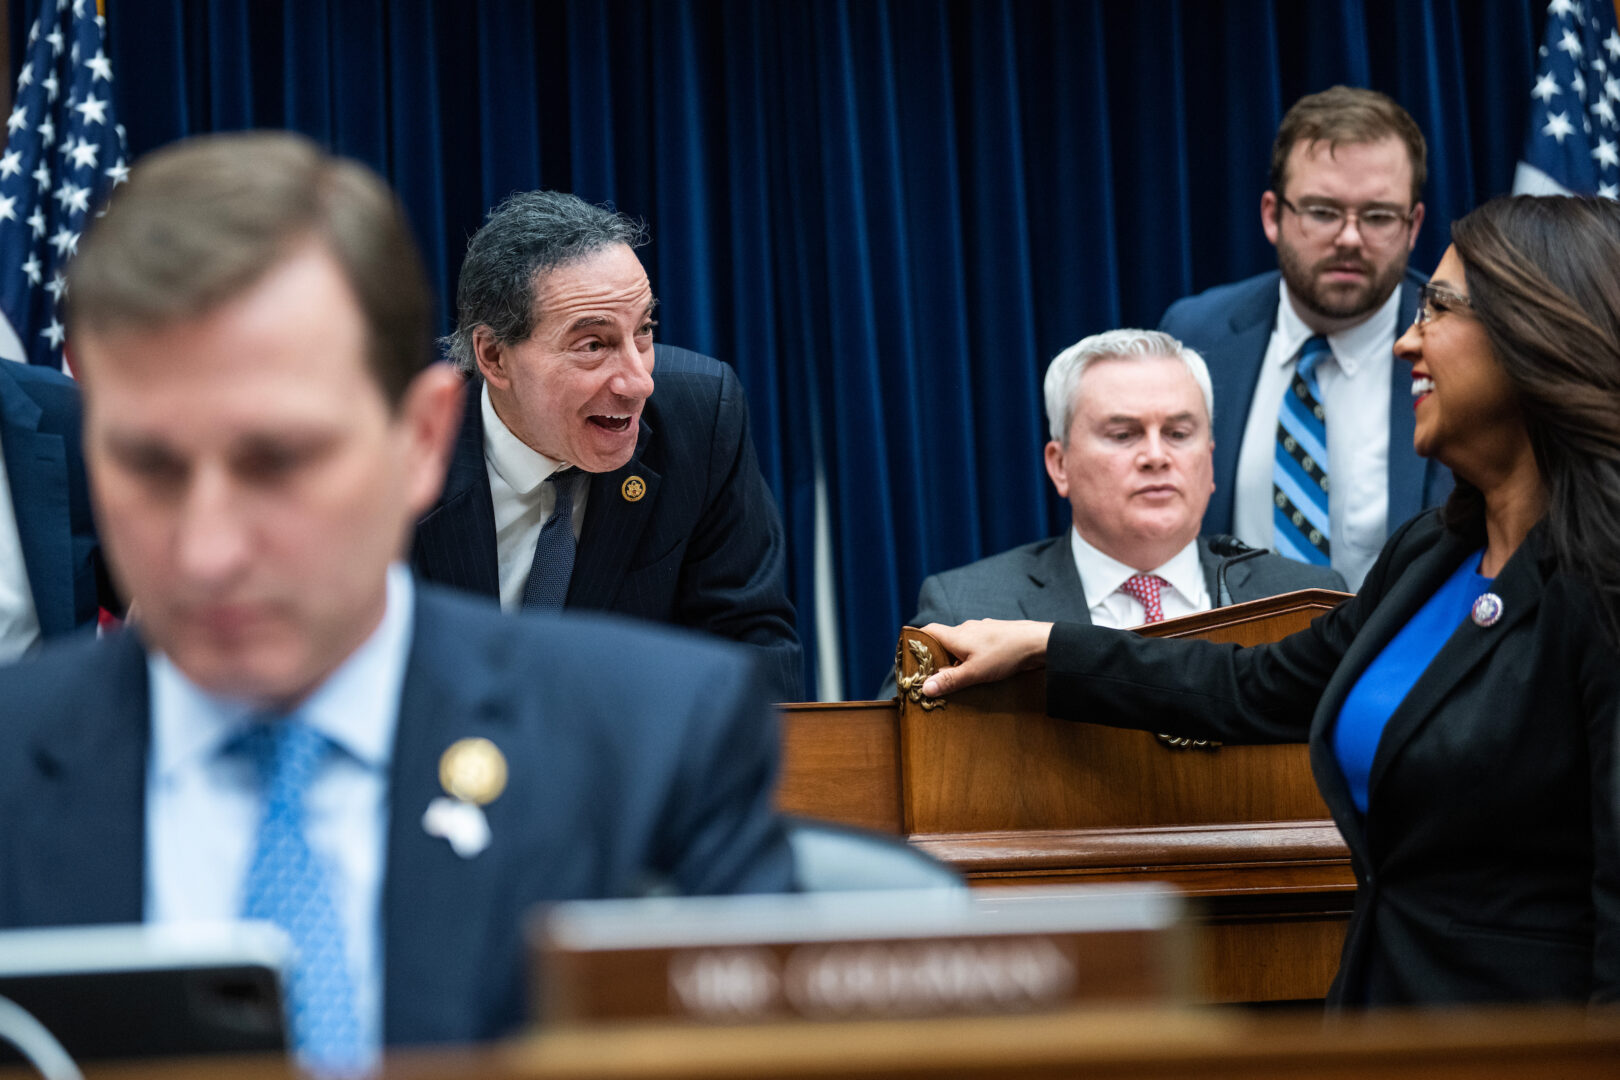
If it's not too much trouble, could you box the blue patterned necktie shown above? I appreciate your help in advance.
[521,470,577,611]
[1273,335,1333,567]
[234,719,365,1070]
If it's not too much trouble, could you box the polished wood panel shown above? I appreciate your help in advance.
[777,701,902,833]
[45,1007,1620,1080]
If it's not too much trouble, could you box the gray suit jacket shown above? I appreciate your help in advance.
[878,534,1345,697]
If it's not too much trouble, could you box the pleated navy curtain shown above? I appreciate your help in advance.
[15,0,1539,699]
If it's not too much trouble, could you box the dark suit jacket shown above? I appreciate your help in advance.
[0,360,111,638]
[878,535,1345,697]
[1159,270,1452,537]
[0,584,796,1045]
[413,346,803,701]
[1044,511,1620,1005]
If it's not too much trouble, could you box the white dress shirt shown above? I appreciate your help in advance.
[0,438,41,661]
[1232,279,1400,590]
[1069,528,1210,629]
[481,382,588,612]
[145,564,414,1061]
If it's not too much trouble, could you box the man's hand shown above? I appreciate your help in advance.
[918,619,1054,698]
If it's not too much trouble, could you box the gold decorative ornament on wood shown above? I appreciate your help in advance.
[895,638,946,711]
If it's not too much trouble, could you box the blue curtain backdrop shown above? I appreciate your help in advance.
[13,0,1539,699]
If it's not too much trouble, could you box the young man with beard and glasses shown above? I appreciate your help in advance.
[1161,86,1452,589]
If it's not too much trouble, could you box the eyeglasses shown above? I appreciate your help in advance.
[1278,196,1415,246]
[1413,282,1473,328]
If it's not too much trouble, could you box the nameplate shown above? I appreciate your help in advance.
[533,885,1190,1023]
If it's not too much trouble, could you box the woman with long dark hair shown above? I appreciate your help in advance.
[920,195,1620,1005]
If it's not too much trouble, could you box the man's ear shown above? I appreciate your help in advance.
[399,363,467,515]
[1406,201,1426,252]
[1043,440,1070,499]
[1260,190,1281,247]
[472,325,509,390]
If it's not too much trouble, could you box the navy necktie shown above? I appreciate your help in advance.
[1273,335,1332,567]
[521,470,577,611]
[233,719,365,1070]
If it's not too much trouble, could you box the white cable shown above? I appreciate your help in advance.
[0,994,83,1080]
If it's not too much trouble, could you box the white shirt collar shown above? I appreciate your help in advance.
[481,381,569,497]
[1274,277,1404,379]
[1069,527,1206,609]
[149,564,415,782]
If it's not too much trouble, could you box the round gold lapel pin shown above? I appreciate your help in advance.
[621,475,647,502]
[439,737,508,805]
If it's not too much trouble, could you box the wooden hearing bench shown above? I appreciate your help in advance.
[775,590,1357,1004]
[32,1006,1620,1079]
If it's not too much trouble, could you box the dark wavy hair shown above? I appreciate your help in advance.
[1446,195,1620,640]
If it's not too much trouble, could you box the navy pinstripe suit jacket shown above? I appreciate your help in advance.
[412,346,803,701]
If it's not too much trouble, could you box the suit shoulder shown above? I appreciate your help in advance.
[415,582,752,689]
[0,362,83,430]
[926,537,1058,590]
[1160,271,1280,330]
[0,631,138,740]
[652,345,732,387]
[1237,550,1349,593]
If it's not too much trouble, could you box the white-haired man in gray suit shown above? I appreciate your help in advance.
[882,329,1344,696]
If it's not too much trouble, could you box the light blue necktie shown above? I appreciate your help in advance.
[521,470,577,611]
[1273,335,1333,567]
[234,719,365,1070]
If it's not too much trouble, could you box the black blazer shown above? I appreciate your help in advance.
[1045,510,1620,1005]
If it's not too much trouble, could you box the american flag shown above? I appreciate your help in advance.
[0,0,127,370]
[1514,0,1620,199]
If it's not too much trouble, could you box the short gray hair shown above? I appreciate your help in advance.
[443,190,648,374]
[1042,329,1215,445]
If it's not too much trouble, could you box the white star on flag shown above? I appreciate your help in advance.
[44,273,65,300]
[0,196,17,224]
[16,66,30,89]
[1573,69,1588,97]
[40,73,57,102]
[47,226,75,257]
[1602,181,1620,198]
[1562,28,1586,58]
[68,141,97,169]
[0,150,22,179]
[1596,96,1618,126]
[1607,28,1620,59]
[20,255,41,285]
[1544,110,1577,142]
[1607,74,1620,99]
[36,117,54,146]
[1593,136,1619,166]
[27,209,45,237]
[104,157,128,184]
[45,30,62,56]
[74,94,106,126]
[6,105,26,134]
[32,162,50,191]
[1533,71,1561,102]
[39,319,63,347]
[86,49,111,82]
[1549,0,1580,17]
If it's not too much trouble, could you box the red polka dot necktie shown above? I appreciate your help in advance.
[1119,573,1168,624]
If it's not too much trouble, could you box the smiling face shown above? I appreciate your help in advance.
[74,243,463,708]
[1393,247,1525,480]
[476,243,657,472]
[1262,136,1423,333]
[1043,353,1216,572]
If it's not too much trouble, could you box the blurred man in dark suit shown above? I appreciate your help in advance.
[1160,86,1450,589]
[883,329,1341,696]
[0,133,793,1069]
[0,359,113,659]
[413,192,802,700]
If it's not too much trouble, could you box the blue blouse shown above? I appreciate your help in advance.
[1332,550,1494,813]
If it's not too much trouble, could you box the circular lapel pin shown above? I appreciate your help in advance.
[1470,592,1504,628]
[439,737,508,805]
[621,475,646,502]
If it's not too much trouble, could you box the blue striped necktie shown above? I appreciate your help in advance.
[521,470,577,611]
[234,719,365,1070]
[1273,335,1333,567]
